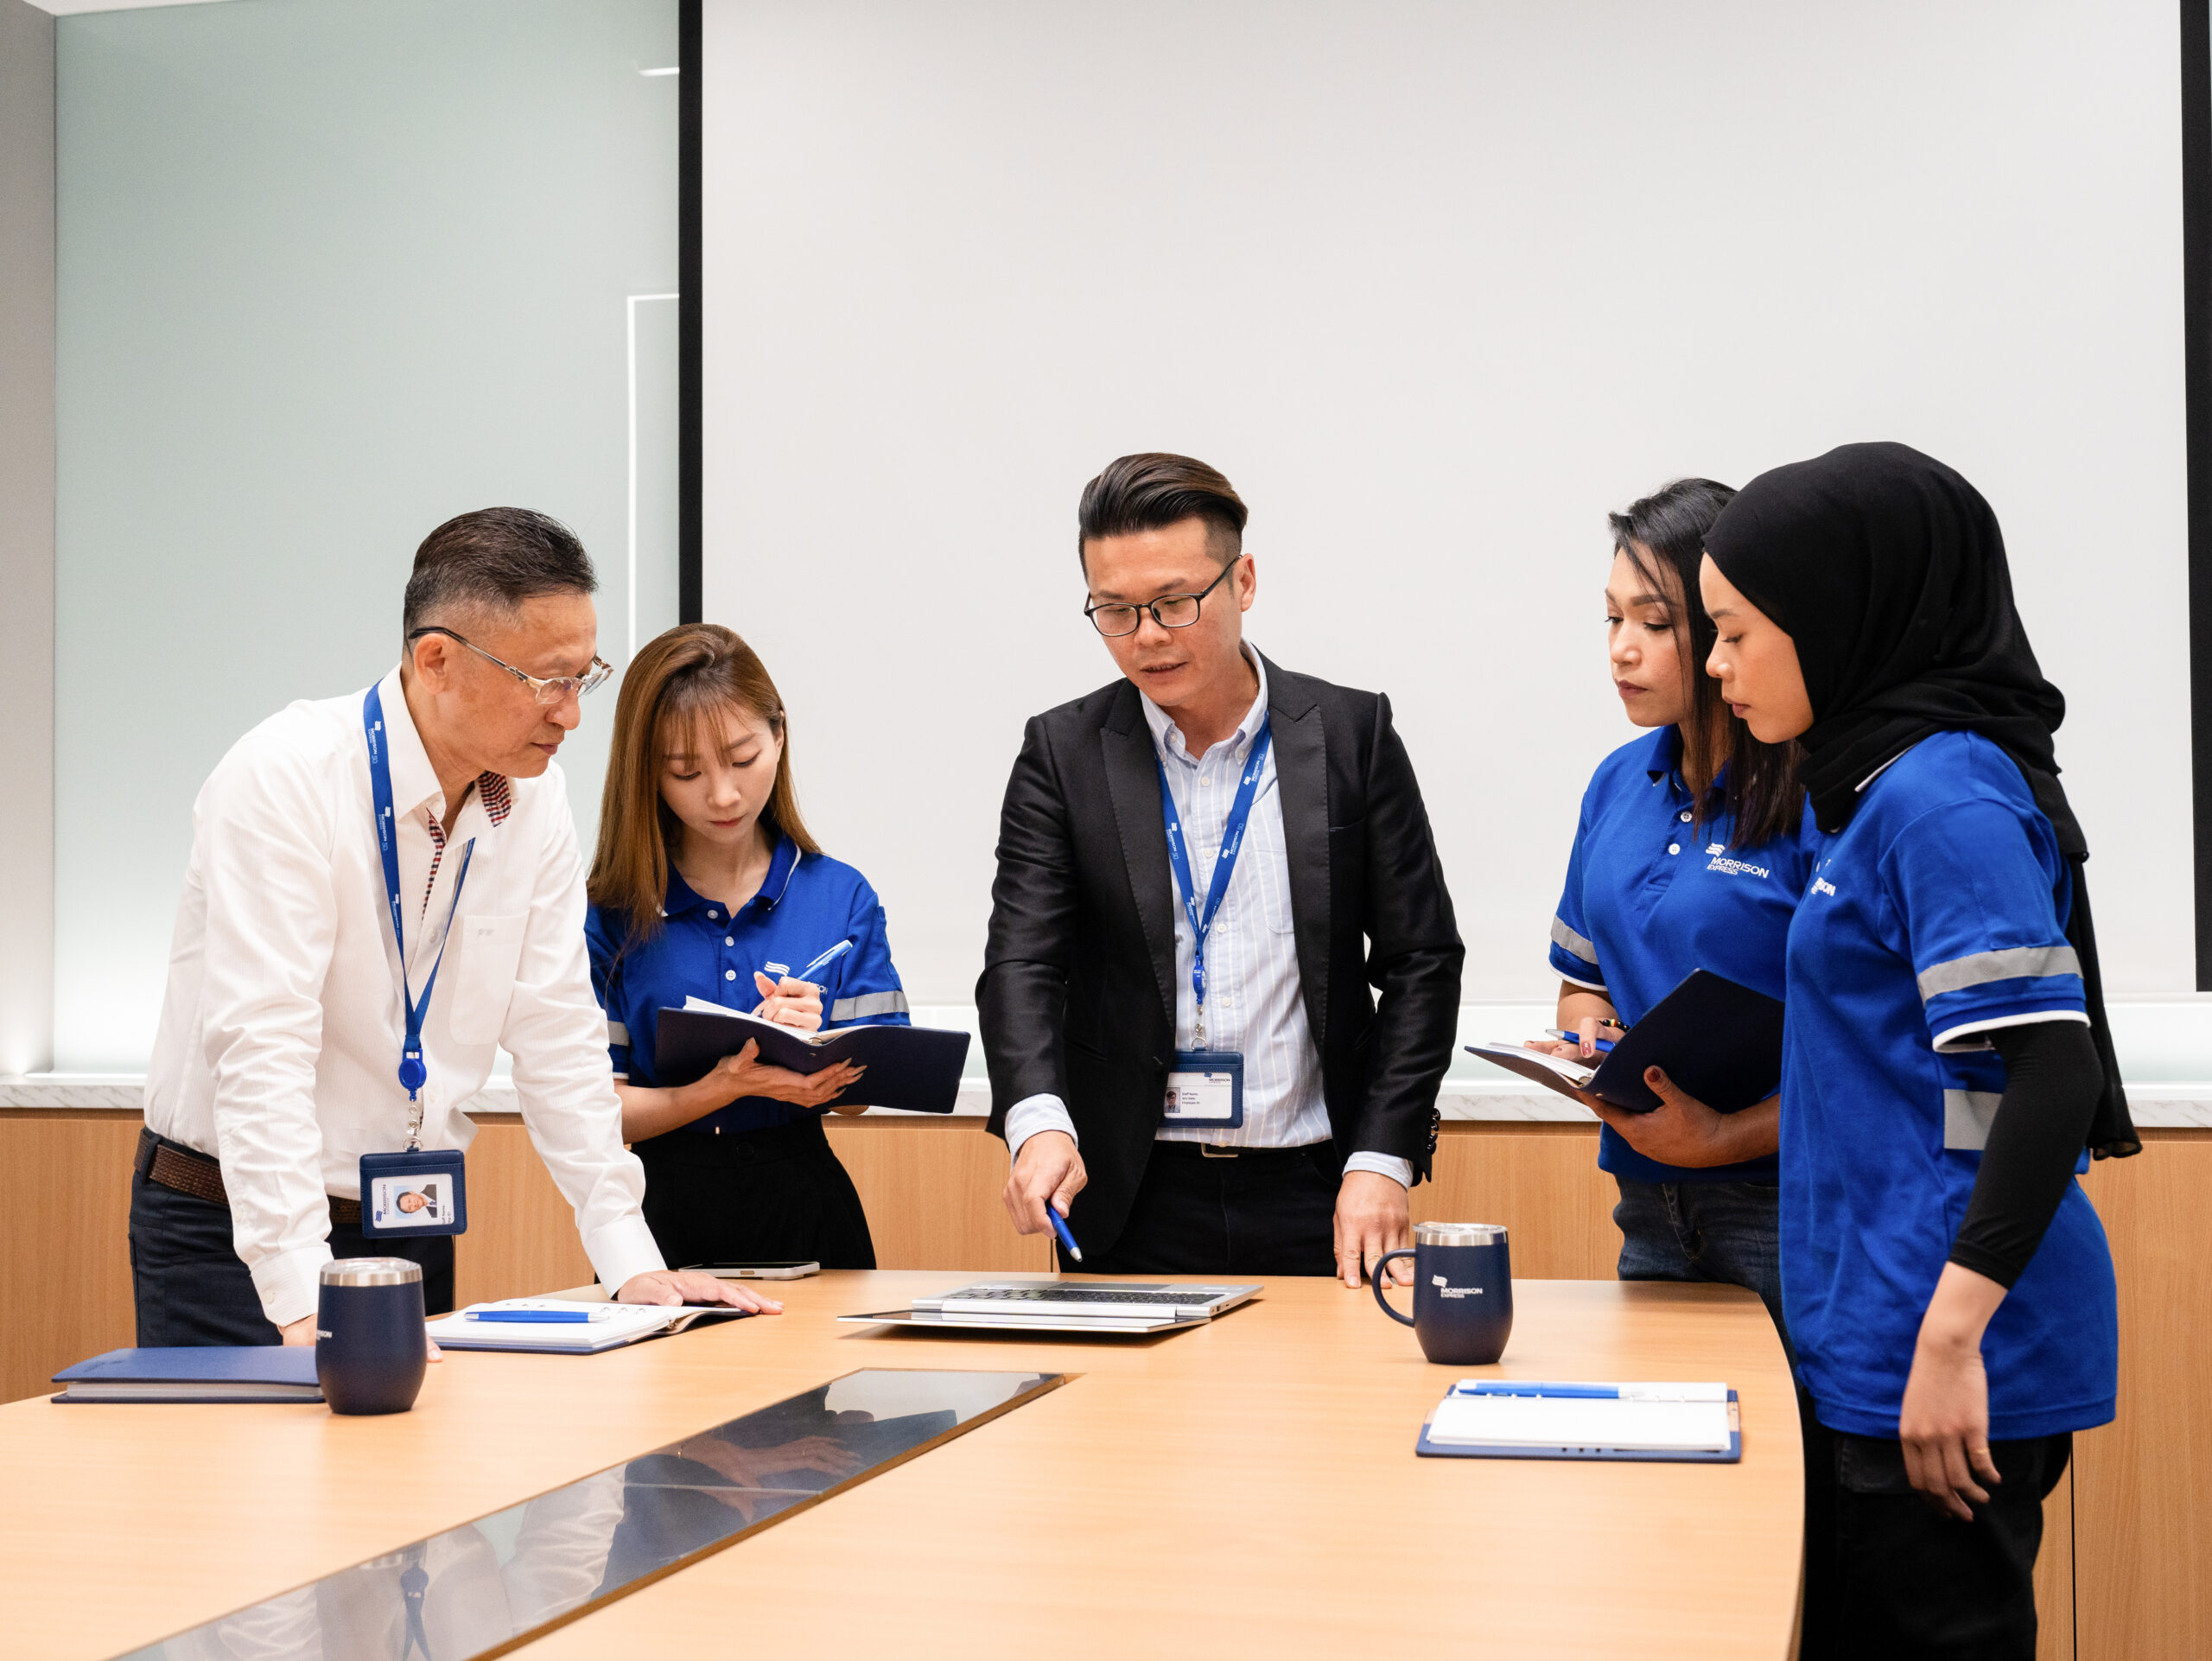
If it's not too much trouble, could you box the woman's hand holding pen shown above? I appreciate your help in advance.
[747,970,869,1113]
[752,970,823,1031]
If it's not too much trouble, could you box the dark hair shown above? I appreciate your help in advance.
[1609,478,1804,848]
[402,508,597,638]
[588,624,820,945]
[1077,453,1248,567]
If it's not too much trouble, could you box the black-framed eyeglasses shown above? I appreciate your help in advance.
[1083,556,1243,638]
[406,627,613,704]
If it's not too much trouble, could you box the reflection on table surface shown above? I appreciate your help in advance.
[118,1370,1059,1661]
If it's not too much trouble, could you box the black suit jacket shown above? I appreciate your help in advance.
[976,653,1464,1254]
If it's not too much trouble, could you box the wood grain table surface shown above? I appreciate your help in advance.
[0,1271,1800,1661]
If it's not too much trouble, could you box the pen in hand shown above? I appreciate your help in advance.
[791,938,856,986]
[1042,1201,1084,1264]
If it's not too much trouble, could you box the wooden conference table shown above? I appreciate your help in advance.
[2,1272,1801,1661]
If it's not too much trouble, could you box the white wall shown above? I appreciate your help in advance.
[53,0,680,1070]
[700,0,2190,1005]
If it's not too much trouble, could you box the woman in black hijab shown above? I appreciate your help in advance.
[1700,442,2134,1661]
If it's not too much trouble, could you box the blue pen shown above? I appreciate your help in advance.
[1454,1380,1621,1398]
[1042,1204,1084,1264]
[785,938,856,986]
[1546,1028,1616,1054]
[466,1309,592,1323]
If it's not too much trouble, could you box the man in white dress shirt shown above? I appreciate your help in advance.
[133,509,769,1344]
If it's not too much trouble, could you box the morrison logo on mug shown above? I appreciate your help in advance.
[1371,1222,1513,1365]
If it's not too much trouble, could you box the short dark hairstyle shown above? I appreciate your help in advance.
[402,507,597,638]
[1609,477,1804,848]
[1077,453,1248,567]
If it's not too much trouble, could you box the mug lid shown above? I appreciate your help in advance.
[321,1257,423,1286]
[1413,1222,1506,1245]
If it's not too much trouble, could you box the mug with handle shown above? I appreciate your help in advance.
[1371,1221,1513,1365]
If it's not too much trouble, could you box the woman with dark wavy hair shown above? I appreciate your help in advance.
[1526,477,1816,1347]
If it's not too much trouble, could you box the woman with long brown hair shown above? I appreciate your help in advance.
[585,624,909,1269]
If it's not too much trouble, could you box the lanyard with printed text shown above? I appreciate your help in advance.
[365,684,474,1138]
[1157,719,1273,1048]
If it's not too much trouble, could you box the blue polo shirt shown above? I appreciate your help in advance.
[1548,726,1821,1185]
[1782,731,2115,1440]
[586,836,911,1136]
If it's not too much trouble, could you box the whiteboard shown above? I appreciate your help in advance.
[700,0,2187,1002]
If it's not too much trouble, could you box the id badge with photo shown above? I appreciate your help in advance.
[359,1148,468,1238]
[1163,1050,1245,1129]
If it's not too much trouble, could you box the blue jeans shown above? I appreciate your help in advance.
[1612,1175,1791,1365]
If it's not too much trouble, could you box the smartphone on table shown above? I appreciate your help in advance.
[683,1261,821,1280]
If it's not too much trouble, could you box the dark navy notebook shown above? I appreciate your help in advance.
[51,1346,324,1404]
[654,1004,970,1114]
[1468,967,1785,1116]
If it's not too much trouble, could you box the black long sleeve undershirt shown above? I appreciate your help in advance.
[1947,1020,2104,1289]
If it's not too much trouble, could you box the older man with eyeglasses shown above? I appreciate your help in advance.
[132,508,769,1346]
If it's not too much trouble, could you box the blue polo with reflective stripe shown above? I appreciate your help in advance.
[586,835,911,1136]
[1781,730,2114,1439]
[1548,726,1821,1184]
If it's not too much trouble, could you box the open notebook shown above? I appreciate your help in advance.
[653,998,970,1114]
[425,1298,754,1354]
[1416,1380,1741,1462]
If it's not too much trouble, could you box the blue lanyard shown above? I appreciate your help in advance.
[1157,719,1273,1039]
[365,685,475,1112]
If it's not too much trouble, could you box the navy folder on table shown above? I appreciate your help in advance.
[51,1346,324,1404]
[1466,967,1784,1115]
[654,1005,970,1115]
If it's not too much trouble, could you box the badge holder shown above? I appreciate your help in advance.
[360,1148,468,1237]
[1164,1048,1245,1129]
[360,1061,467,1239]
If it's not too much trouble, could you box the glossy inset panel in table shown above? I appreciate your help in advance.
[113,1369,1064,1661]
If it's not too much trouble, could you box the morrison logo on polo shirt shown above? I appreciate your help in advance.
[1703,843,1772,879]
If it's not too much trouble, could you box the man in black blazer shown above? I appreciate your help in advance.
[979,454,1463,1284]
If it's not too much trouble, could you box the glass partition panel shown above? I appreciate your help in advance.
[54,0,680,1069]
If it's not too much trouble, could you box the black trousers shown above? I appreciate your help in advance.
[128,1153,454,1346]
[1800,1391,2071,1661]
[1084,1141,1339,1276]
[633,1113,875,1271]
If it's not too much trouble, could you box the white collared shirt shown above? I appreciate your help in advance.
[1005,647,1414,1187]
[144,666,664,1327]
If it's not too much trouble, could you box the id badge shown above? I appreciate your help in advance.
[1163,1050,1245,1129]
[359,1149,468,1238]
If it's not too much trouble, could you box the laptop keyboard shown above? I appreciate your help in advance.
[944,1289,1206,1307]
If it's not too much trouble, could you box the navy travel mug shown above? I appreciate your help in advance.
[316,1257,428,1415]
[1371,1222,1514,1365]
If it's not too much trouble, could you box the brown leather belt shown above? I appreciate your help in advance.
[136,1127,362,1226]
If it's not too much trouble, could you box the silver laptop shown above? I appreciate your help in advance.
[838,1281,1261,1334]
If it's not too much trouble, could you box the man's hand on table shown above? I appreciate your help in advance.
[617,1268,784,1314]
[1335,1169,1413,1289]
[283,1310,446,1360]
